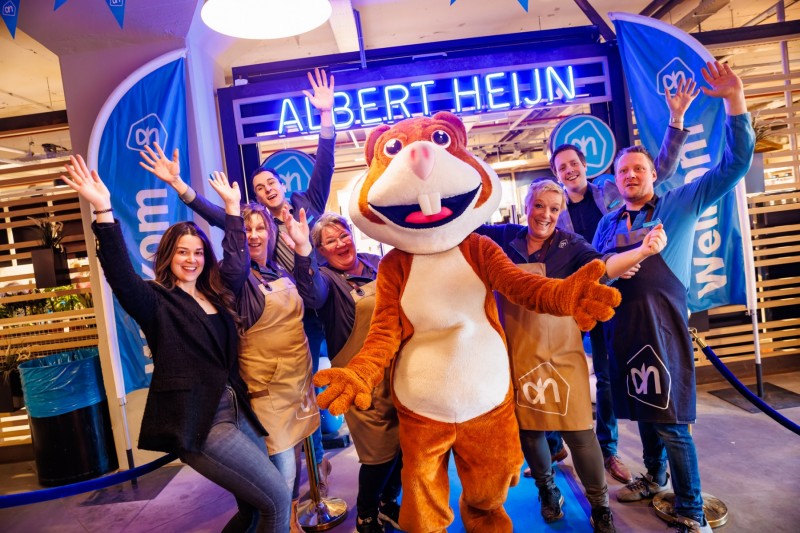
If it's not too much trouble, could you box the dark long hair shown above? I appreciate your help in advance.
[152,222,238,321]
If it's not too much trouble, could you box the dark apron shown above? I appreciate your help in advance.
[602,208,696,424]
[329,277,400,465]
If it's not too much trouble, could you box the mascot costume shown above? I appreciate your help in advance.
[314,111,620,533]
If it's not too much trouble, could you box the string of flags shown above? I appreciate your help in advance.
[2,0,126,39]
[450,0,529,11]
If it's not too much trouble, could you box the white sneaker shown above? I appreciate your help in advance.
[671,515,712,533]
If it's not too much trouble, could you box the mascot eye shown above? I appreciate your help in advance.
[383,139,404,157]
[431,130,451,148]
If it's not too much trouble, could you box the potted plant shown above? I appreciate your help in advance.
[0,342,31,412]
[28,216,71,289]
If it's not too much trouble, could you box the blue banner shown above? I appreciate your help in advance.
[610,12,746,311]
[106,0,125,28]
[96,57,192,392]
[2,0,19,38]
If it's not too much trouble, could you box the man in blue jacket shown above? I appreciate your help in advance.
[592,61,754,533]
[546,80,698,485]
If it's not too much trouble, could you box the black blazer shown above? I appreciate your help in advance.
[93,217,266,454]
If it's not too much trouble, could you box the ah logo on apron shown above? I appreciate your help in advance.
[518,362,570,416]
[625,344,672,410]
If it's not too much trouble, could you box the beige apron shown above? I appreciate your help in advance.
[497,262,593,431]
[239,276,319,455]
[331,280,400,464]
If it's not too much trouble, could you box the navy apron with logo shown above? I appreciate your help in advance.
[601,207,697,424]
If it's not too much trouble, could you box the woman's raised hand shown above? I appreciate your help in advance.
[207,171,241,216]
[282,206,312,257]
[60,155,112,216]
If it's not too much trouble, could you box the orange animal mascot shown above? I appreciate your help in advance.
[314,111,620,533]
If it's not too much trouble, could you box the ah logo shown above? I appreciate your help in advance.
[517,362,570,416]
[656,58,694,96]
[550,114,615,179]
[126,114,168,152]
[626,344,671,410]
[109,0,124,5]
[261,149,315,197]
[2,1,15,16]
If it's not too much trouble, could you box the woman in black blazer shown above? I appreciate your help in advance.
[62,155,290,533]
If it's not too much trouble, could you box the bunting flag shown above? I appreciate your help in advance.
[88,52,191,393]
[106,0,125,28]
[610,12,747,312]
[450,0,528,11]
[54,0,69,10]
[2,0,20,38]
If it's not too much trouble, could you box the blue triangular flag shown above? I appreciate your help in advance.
[517,0,529,11]
[106,0,125,28]
[1,0,20,38]
[54,0,69,10]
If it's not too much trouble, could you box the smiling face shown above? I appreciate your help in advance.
[170,235,205,286]
[317,223,357,271]
[244,212,274,266]
[552,148,588,197]
[526,190,564,241]
[614,151,657,209]
[252,171,286,214]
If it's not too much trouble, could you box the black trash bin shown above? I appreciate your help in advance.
[19,348,119,487]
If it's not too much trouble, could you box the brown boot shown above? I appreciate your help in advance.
[290,499,304,533]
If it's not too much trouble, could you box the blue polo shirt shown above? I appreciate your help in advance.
[592,113,755,290]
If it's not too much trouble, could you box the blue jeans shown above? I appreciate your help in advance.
[590,325,618,458]
[638,421,704,523]
[181,386,291,533]
[269,446,298,499]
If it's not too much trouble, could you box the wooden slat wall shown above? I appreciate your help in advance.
[694,188,800,366]
[0,159,97,446]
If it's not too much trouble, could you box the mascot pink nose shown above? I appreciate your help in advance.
[408,144,434,180]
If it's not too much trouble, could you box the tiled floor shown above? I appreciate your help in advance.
[2,371,799,532]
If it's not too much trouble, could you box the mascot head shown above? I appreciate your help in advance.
[348,111,501,255]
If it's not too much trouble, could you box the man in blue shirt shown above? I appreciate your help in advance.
[592,61,754,533]
[548,81,698,485]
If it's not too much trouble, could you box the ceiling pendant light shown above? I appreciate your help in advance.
[201,0,333,40]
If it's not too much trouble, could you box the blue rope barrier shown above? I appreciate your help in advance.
[696,336,800,436]
[0,453,179,509]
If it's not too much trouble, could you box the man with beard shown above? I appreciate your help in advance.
[592,61,754,533]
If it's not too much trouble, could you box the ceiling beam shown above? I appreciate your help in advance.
[650,0,687,21]
[675,0,731,32]
[692,19,800,46]
[572,0,615,42]
[640,0,673,17]
[329,0,359,53]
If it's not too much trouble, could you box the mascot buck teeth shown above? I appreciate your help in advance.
[314,111,621,533]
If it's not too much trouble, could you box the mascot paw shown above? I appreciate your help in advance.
[565,260,622,332]
[313,368,372,415]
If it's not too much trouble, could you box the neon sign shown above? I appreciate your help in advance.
[266,65,577,136]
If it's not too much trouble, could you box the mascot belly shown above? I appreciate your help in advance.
[315,111,620,533]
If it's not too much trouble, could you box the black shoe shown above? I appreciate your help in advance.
[378,500,401,530]
[538,483,564,523]
[356,514,385,533]
[590,505,616,533]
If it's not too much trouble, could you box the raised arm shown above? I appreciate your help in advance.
[207,171,251,294]
[296,68,336,220]
[678,61,755,211]
[139,142,227,229]
[282,206,329,308]
[653,78,698,181]
[61,155,158,328]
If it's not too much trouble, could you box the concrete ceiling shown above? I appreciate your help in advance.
[0,0,798,168]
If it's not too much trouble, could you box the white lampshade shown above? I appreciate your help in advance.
[201,0,333,40]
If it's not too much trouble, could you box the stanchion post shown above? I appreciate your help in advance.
[296,435,347,531]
